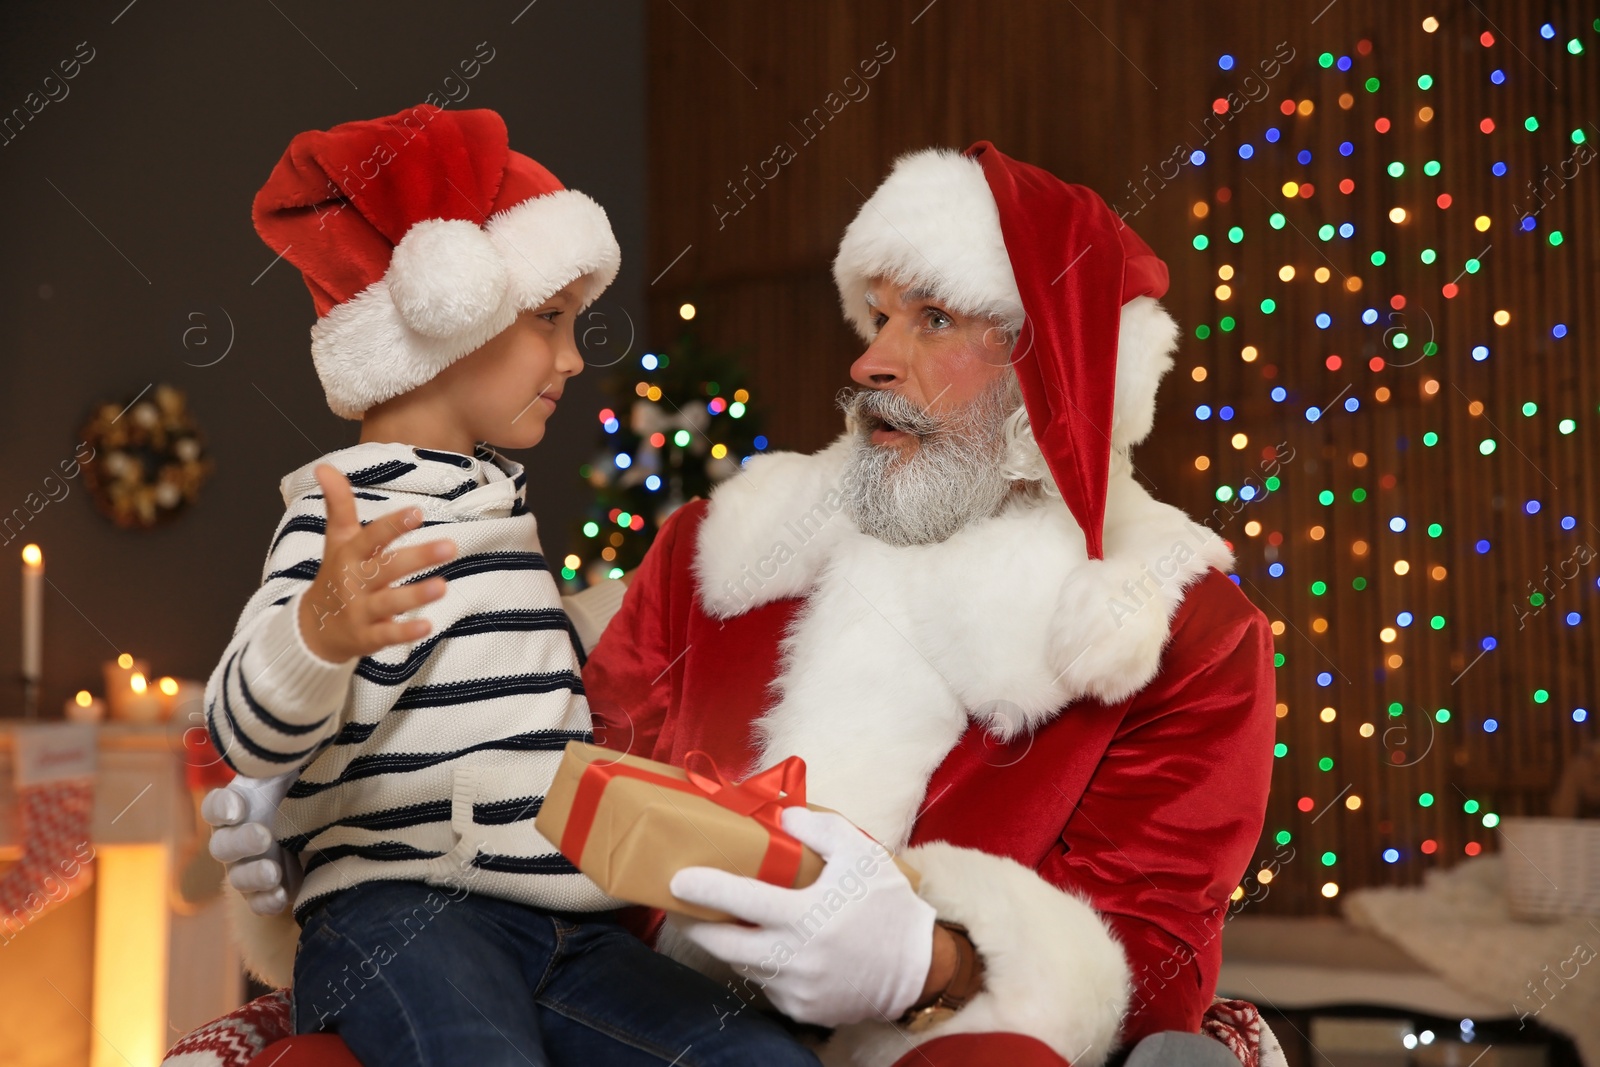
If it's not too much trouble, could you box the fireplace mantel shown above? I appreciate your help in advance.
[0,719,244,1067]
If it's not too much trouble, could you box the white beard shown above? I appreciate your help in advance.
[838,375,1022,546]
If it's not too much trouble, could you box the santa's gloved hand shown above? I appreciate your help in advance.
[668,806,935,1027]
[200,773,302,915]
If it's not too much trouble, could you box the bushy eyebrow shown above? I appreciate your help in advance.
[863,285,941,310]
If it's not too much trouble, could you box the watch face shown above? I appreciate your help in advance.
[903,1006,958,1034]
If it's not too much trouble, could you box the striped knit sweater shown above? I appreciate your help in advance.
[204,440,626,921]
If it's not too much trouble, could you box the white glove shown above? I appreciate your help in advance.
[200,773,302,915]
[668,806,936,1027]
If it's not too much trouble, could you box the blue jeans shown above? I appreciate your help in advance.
[1123,1031,1242,1067]
[292,879,819,1067]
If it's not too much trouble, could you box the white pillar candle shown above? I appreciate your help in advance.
[21,544,42,684]
[159,677,205,723]
[64,690,107,723]
[104,655,150,720]
[117,671,165,724]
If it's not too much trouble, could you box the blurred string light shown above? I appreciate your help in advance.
[568,329,763,583]
[1182,16,1588,875]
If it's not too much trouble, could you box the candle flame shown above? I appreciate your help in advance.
[21,544,42,566]
[76,690,93,707]
[130,672,147,693]
[158,676,178,696]
[118,653,134,669]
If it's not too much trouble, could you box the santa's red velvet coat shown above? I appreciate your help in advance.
[583,435,1277,1067]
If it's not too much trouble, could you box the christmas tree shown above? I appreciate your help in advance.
[561,307,768,588]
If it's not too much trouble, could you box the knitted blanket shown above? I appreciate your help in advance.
[162,989,1285,1067]
[1345,854,1600,1065]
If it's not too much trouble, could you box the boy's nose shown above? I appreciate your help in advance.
[559,333,585,377]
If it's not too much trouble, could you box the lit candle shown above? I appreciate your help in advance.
[157,676,204,722]
[21,544,42,713]
[64,689,107,723]
[118,671,165,724]
[103,654,151,720]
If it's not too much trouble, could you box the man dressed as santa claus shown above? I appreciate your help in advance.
[207,142,1277,1067]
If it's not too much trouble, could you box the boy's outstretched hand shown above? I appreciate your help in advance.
[296,463,457,663]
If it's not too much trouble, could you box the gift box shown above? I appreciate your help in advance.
[535,741,920,921]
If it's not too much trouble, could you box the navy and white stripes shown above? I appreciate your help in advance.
[204,440,621,921]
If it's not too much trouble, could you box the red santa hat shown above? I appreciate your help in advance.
[832,141,1177,560]
[253,104,621,419]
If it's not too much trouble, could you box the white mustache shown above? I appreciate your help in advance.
[838,388,943,436]
[838,375,1024,547]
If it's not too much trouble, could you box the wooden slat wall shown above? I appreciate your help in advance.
[647,0,1599,914]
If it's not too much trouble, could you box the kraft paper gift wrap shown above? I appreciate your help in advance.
[534,741,920,922]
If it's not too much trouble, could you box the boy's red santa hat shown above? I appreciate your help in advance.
[253,105,620,419]
[832,141,1176,560]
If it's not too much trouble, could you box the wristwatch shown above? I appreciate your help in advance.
[898,920,986,1032]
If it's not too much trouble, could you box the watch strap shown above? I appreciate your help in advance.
[897,920,985,1026]
[937,921,984,1009]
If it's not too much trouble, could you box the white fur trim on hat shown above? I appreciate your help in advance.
[310,188,621,420]
[1112,295,1179,451]
[487,188,620,317]
[833,148,1180,453]
[833,148,1021,341]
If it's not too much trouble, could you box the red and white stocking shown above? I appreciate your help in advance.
[0,724,96,943]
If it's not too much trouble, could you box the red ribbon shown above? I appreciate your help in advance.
[559,750,809,889]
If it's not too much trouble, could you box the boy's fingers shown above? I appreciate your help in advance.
[365,579,448,622]
[317,465,360,541]
[371,619,431,650]
[371,539,456,587]
[339,616,433,660]
[327,543,450,615]
[353,504,425,561]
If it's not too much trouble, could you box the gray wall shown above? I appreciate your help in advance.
[0,1,646,715]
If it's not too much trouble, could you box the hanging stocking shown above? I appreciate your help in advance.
[0,723,96,944]
[174,718,234,912]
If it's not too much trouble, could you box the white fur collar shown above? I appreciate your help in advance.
[693,436,1233,848]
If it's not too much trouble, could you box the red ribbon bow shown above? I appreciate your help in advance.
[684,751,808,885]
[561,750,810,889]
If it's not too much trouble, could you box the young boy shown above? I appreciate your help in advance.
[205,105,818,1067]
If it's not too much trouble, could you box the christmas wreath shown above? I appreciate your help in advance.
[80,384,215,530]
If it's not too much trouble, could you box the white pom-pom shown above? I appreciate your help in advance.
[387,218,507,339]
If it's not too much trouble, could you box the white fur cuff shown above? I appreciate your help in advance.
[821,841,1131,1067]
